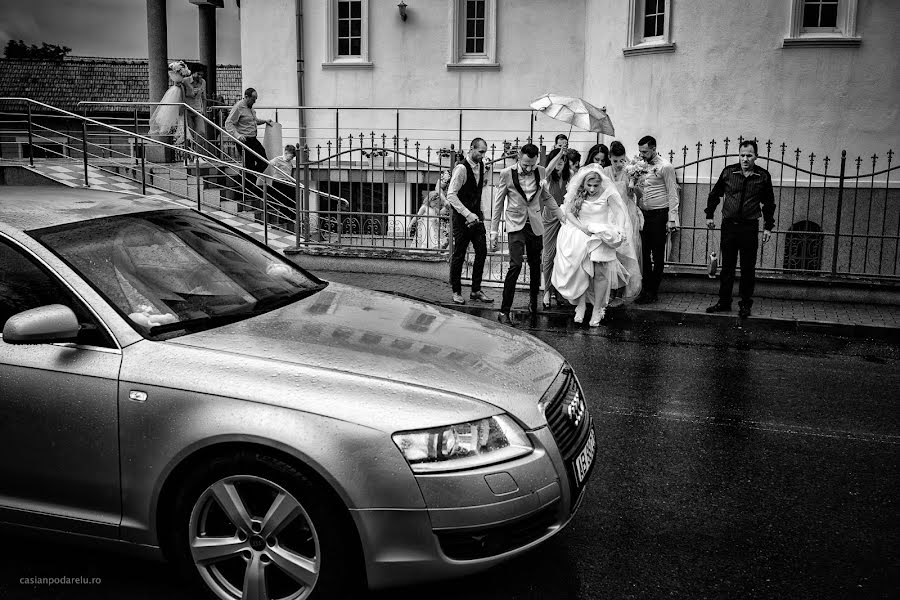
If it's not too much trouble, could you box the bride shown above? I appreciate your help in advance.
[148,60,192,145]
[551,163,638,326]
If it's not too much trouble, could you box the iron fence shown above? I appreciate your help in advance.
[3,99,898,281]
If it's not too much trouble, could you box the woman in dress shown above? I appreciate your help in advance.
[148,61,192,145]
[540,147,572,308]
[551,164,635,326]
[433,169,452,249]
[603,140,643,305]
[585,143,612,169]
[409,191,444,249]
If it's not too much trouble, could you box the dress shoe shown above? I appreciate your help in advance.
[452,293,466,305]
[738,301,752,318]
[589,307,606,327]
[705,301,732,313]
[607,297,625,309]
[469,290,494,303]
[542,291,552,309]
[497,312,518,326]
[634,292,658,305]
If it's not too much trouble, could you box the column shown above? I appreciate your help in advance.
[146,0,169,107]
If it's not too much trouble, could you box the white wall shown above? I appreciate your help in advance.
[241,0,588,152]
[584,0,900,163]
[239,0,899,166]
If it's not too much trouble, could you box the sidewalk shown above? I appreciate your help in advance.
[311,269,900,340]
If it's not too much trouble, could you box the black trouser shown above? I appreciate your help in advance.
[270,180,297,225]
[242,137,269,205]
[242,136,268,173]
[501,223,543,313]
[718,219,760,306]
[450,217,487,294]
[640,207,669,295]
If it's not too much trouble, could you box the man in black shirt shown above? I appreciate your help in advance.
[704,140,776,318]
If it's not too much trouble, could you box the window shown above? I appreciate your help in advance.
[803,0,839,29]
[465,0,486,54]
[337,1,362,57]
[449,0,498,69]
[318,181,388,235]
[643,0,665,39]
[0,238,113,348]
[785,0,860,47]
[624,0,675,56]
[324,0,372,68]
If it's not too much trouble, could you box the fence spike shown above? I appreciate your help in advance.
[668,149,675,162]
[809,152,816,166]
[795,148,802,160]
[723,137,730,154]
[823,155,830,171]
[766,139,773,154]
[855,156,862,168]
[887,149,894,162]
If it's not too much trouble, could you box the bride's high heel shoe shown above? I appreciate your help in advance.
[589,307,606,327]
[542,291,551,310]
[574,302,586,324]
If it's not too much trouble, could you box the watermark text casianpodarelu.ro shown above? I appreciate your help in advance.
[20,576,102,585]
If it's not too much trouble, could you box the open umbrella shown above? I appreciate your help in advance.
[530,93,615,136]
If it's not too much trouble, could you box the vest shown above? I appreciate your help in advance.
[454,160,485,225]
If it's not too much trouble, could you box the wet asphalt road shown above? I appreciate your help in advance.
[1,317,898,600]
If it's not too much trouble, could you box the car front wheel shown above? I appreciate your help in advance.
[168,452,361,600]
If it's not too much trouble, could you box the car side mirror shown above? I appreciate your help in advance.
[2,304,81,345]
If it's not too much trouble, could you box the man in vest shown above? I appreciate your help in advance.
[490,143,565,326]
[446,138,493,305]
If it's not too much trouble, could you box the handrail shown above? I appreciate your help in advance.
[2,97,348,208]
[210,105,539,113]
[75,100,286,183]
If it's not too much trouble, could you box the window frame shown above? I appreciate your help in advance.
[448,0,499,70]
[323,0,373,70]
[784,0,860,48]
[0,234,118,350]
[624,0,675,57]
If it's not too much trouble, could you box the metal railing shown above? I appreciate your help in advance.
[2,99,897,281]
[0,98,348,246]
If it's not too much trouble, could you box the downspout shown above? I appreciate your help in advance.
[296,0,307,148]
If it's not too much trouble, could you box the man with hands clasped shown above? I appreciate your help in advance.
[704,139,776,319]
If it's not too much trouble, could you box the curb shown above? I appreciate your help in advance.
[375,291,899,341]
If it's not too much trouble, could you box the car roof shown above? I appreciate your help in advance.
[0,186,186,231]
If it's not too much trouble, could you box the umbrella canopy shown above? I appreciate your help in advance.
[530,93,615,136]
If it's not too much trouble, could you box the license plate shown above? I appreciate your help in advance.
[571,426,596,487]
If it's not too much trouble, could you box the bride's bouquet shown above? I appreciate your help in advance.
[624,155,652,188]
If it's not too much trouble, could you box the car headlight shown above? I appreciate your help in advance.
[392,414,533,474]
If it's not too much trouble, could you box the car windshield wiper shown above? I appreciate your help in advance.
[249,282,328,313]
[148,283,327,336]
[148,310,253,336]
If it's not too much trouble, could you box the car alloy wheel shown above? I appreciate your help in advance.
[168,452,361,600]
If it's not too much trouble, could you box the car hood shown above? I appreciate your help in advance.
[168,282,563,427]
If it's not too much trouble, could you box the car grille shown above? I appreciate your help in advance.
[436,502,559,560]
[543,366,592,461]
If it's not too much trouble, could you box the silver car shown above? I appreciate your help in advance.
[0,186,596,600]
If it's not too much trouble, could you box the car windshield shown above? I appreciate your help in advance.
[33,209,324,338]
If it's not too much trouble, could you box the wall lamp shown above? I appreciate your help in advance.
[398,2,408,21]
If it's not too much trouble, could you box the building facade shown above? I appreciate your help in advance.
[235,0,899,279]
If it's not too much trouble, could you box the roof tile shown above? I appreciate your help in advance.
[0,56,242,114]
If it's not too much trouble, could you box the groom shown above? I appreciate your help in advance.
[490,143,565,326]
